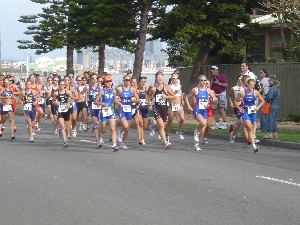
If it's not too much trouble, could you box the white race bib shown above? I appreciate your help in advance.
[199,101,208,109]
[171,104,180,112]
[122,105,131,112]
[102,107,113,117]
[140,99,147,106]
[2,105,12,112]
[92,102,102,110]
[156,94,166,105]
[247,105,256,114]
[38,98,45,104]
[58,104,68,113]
[23,103,32,111]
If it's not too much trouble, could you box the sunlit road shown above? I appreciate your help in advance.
[0,115,299,225]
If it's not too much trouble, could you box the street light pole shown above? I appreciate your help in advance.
[25,52,30,79]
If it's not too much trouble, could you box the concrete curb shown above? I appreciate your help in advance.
[182,130,300,151]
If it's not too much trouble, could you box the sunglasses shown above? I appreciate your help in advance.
[48,79,53,81]
[172,77,177,80]
[199,79,207,82]
[124,79,131,82]
[59,83,65,85]
[105,80,112,83]
[77,80,82,81]
[54,79,59,81]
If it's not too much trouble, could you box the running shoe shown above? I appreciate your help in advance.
[112,146,120,152]
[32,131,35,136]
[149,128,155,136]
[166,135,170,144]
[37,127,41,131]
[43,114,47,121]
[254,137,260,143]
[83,124,88,131]
[64,142,69,148]
[79,123,83,131]
[30,136,34,142]
[67,133,72,139]
[10,136,16,140]
[141,139,146,145]
[228,124,234,133]
[194,143,201,151]
[72,130,77,138]
[138,139,143,145]
[120,143,128,150]
[13,127,17,132]
[176,130,184,140]
[99,138,104,145]
[229,132,235,143]
[193,129,199,142]
[210,124,219,129]
[164,143,172,150]
[158,135,162,140]
[252,145,259,153]
[97,140,103,148]
[221,123,227,129]
[201,138,208,144]
[54,129,58,135]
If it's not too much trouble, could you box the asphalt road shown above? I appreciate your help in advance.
[0,115,299,225]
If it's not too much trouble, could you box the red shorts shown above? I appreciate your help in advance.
[207,105,212,118]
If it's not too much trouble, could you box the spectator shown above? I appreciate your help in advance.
[240,61,256,79]
[264,75,280,139]
[259,69,269,132]
[209,65,228,129]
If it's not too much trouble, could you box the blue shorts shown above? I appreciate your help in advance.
[193,107,207,119]
[139,106,149,118]
[72,102,78,111]
[243,110,256,124]
[118,106,132,120]
[99,110,116,122]
[38,103,45,112]
[24,108,36,121]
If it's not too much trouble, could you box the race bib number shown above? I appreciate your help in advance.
[23,103,32,111]
[122,105,131,112]
[171,104,180,112]
[140,99,147,106]
[102,107,113,117]
[92,102,102,110]
[48,97,53,101]
[247,105,256,114]
[38,98,45,104]
[156,94,166,105]
[199,101,208,109]
[2,105,12,112]
[58,103,68,113]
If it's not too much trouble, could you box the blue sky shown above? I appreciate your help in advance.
[0,0,65,61]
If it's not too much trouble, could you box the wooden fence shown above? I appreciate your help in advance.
[179,63,300,116]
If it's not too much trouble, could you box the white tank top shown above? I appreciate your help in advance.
[170,84,182,97]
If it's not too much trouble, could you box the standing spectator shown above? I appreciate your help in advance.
[209,65,228,129]
[259,69,269,132]
[240,61,256,79]
[263,75,280,139]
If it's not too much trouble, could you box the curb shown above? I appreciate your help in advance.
[182,130,300,151]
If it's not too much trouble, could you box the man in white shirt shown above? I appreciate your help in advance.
[241,61,256,79]
[259,68,269,132]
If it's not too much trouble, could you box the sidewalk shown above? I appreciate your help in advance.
[182,118,300,151]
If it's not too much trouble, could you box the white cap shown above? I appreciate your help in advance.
[211,65,218,70]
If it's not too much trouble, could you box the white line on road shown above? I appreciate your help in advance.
[256,176,300,188]
[80,140,96,144]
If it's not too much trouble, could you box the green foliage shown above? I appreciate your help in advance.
[278,114,300,122]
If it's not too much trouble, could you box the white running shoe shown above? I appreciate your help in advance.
[97,139,103,148]
[120,143,128,150]
[194,143,201,151]
[193,129,199,142]
[30,136,34,142]
[164,143,172,150]
[72,129,77,138]
[252,145,259,153]
[141,139,146,145]
[79,123,83,131]
[150,128,155,136]
[83,124,88,131]
[36,127,41,131]
[210,124,219,129]
[229,132,235,143]
[176,130,184,139]
[158,135,162,140]
[166,135,170,144]
[54,128,58,135]
[64,142,69,148]
[201,138,208,144]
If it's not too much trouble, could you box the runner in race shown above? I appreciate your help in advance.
[115,75,140,150]
[147,72,174,150]
[52,79,73,148]
[185,75,218,151]
[165,72,185,142]
[20,80,40,142]
[76,76,88,131]
[94,75,119,151]
[0,78,16,139]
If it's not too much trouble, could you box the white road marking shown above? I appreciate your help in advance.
[80,139,111,147]
[256,176,300,187]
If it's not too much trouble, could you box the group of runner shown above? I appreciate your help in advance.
[0,69,263,153]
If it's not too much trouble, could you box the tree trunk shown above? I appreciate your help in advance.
[66,43,74,74]
[98,42,105,75]
[280,25,287,49]
[188,45,210,91]
[133,0,152,77]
